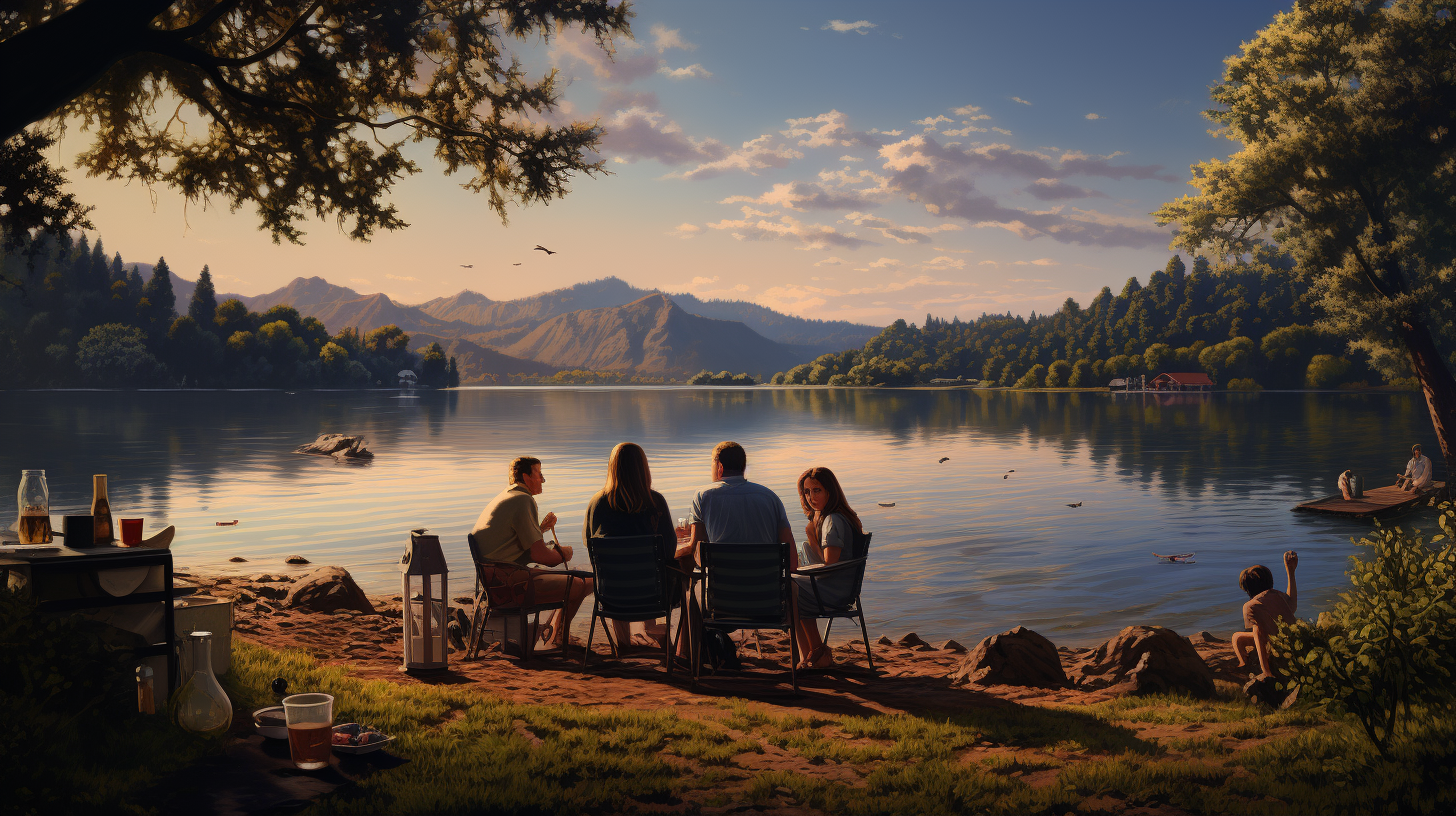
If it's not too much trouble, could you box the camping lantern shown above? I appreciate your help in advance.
[400,530,449,674]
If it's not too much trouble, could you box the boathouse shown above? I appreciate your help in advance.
[1149,372,1214,391]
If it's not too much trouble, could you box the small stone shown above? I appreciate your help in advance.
[896,632,929,649]
[939,639,967,653]
[285,555,310,565]
[277,621,295,628]
[875,635,893,646]
[229,556,248,563]
[453,597,474,605]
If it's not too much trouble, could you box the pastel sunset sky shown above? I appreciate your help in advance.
[55,0,1289,324]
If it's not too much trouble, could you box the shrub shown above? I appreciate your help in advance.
[1272,505,1456,758]
[1305,354,1352,388]
[1044,359,1072,387]
[76,323,167,386]
[1226,377,1262,391]
[1013,364,1046,389]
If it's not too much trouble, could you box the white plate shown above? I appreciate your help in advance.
[253,706,288,739]
[332,723,394,754]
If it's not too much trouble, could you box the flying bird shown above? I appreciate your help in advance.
[460,264,473,268]
[533,245,556,255]
[938,457,950,463]
[877,502,896,508]
[1066,502,1082,508]
[1006,469,1015,473]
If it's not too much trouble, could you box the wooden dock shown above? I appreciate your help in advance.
[1293,482,1446,520]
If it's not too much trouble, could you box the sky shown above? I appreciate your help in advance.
[54,0,1293,325]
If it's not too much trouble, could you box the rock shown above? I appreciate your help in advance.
[253,583,289,601]
[285,555,311,565]
[294,433,374,461]
[229,556,248,563]
[250,573,289,583]
[453,596,474,605]
[875,635,893,646]
[896,632,930,649]
[283,566,376,614]
[950,626,1068,688]
[939,639,967,653]
[1192,630,1225,644]
[1069,625,1215,698]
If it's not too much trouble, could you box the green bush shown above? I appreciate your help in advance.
[1273,505,1456,758]
[1305,354,1352,388]
[1226,377,1262,391]
[1013,364,1046,389]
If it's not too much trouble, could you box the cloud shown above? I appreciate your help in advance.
[1014,258,1059,266]
[867,257,902,268]
[1010,97,1032,105]
[920,256,967,271]
[598,106,727,165]
[823,19,876,34]
[706,206,874,249]
[721,179,885,211]
[386,274,416,281]
[915,115,954,129]
[782,110,885,149]
[668,134,803,180]
[941,125,988,136]
[847,275,956,295]
[1057,151,1177,182]
[991,127,1014,136]
[951,104,983,117]
[690,276,719,286]
[649,24,695,52]
[1024,178,1110,201]
[814,257,846,266]
[842,211,964,244]
[1084,113,1102,120]
[551,30,658,84]
[349,278,371,285]
[838,155,863,162]
[670,223,702,238]
[659,63,712,79]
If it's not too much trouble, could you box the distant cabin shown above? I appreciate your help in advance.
[398,369,418,387]
[1149,372,1214,392]
[930,375,971,385]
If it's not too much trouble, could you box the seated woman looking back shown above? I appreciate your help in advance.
[792,466,864,669]
[584,442,681,648]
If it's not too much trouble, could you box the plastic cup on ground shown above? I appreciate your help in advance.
[282,693,334,769]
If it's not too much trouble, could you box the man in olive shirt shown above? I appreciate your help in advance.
[471,456,593,649]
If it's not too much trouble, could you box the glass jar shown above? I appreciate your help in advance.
[173,631,232,734]
[17,470,52,545]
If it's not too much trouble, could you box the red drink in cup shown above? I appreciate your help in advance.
[282,693,334,769]
[121,518,143,546]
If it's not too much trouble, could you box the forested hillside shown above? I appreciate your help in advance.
[0,235,457,388]
[774,251,1450,389]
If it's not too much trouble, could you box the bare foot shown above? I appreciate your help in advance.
[799,644,833,669]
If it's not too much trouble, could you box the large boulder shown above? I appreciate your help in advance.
[295,434,374,461]
[283,566,376,614]
[950,626,1069,688]
[1069,625,1215,698]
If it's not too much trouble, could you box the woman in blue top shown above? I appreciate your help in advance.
[792,466,864,669]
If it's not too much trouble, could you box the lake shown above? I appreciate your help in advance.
[0,387,1440,647]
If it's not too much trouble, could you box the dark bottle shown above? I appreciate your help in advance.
[92,474,114,544]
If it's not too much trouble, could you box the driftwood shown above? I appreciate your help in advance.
[294,434,374,461]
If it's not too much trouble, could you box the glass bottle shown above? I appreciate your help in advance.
[91,474,113,544]
[136,665,156,715]
[17,470,52,545]
[173,632,232,734]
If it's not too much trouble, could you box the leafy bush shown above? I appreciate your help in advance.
[1226,377,1262,391]
[1013,364,1046,389]
[1305,354,1353,388]
[688,370,758,385]
[1273,505,1456,757]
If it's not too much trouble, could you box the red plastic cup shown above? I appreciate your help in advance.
[121,518,143,546]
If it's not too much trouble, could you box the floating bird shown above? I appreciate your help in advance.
[534,245,556,255]
[1003,474,1009,479]
[938,457,950,463]
[1154,552,1196,564]
[877,502,896,508]
[1066,502,1083,508]
[460,264,473,268]
[1007,469,1015,473]
[512,263,522,266]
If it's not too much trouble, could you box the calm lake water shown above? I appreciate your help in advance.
[1,388,1441,647]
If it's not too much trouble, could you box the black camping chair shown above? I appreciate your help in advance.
[465,533,592,665]
[695,541,798,692]
[581,534,691,674]
[792,530,874,670]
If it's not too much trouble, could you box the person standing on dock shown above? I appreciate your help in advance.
[1396,444,1434,492]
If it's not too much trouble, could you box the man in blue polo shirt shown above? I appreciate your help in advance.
[675,441,797,661]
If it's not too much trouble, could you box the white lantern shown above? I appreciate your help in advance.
[400,530,449,674]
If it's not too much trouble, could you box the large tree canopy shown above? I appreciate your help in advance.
[1155,0,1456,473]
[0,0,631,246]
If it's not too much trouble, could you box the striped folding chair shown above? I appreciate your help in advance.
[582,534,690,674]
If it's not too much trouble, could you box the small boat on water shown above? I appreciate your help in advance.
[1293,482,1446,520]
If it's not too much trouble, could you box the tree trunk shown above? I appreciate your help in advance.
[1397,319,1456,488]
[0,0,175,142]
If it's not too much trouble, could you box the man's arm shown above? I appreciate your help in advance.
[778,525,795,546]
[674,522,704,562]
[528,538,571,566]
[1284,550,1298,611]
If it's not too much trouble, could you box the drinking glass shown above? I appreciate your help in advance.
[282,693,334,770]
[121,518,143,546]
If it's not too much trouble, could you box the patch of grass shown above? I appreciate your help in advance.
[980,753,1065,774]
[1081,692,1263,725]
[945,704,1159,754]
[1220,720,1268,740]
[1163,736,1233,757]
[665,732,763,765]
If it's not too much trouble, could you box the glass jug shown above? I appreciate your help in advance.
[17,470,52,544]
[173,631,232,734]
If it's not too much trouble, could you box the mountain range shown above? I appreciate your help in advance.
[154,270,879,382]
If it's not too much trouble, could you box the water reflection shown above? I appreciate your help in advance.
[0,388,1437,646]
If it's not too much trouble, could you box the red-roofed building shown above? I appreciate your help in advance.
[1149,372,1215,391]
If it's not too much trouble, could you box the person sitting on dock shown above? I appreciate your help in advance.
[1396,444,1434,493]
[1338,470,1355,501]
[1231,551,1298,685]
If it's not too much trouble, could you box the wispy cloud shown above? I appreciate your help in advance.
[823,19,876,34]
[659,63,712,79]
[842,211,964,244]
[668,134,803,181]
[670,223,702,238]
[386,274,416,281]
[1084,113,1103,120]
[1010,96,1032,106]
[705,206,874,249]
[649,24,695,52]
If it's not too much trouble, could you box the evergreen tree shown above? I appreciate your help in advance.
[1164,255,1186,282]
[109,252,125,284]
[189,265,217,327]
[140,257,176,332]
[125,265,144,304]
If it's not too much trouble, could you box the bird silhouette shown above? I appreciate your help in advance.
[1006,469,1015,473]
[533,245,556,255]
[512,263,522,266]
[938,457,950,463]
[877,502,896,507]
[460,264,473,268]
[1066,502,1082,508]
[1003,474,1009,479]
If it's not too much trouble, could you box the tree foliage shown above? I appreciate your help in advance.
[0,0,632,246]
[1154,0,1456,469]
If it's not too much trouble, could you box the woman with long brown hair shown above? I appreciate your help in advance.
[792,466,864,669]
[583,442,680,648]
